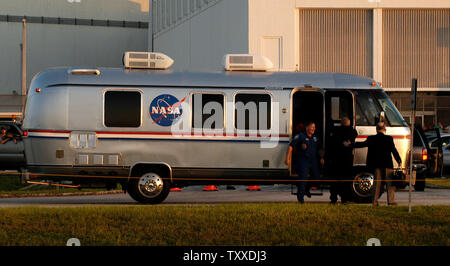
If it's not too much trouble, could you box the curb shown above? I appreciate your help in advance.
[425,184,450,189]
[0,190,124,198]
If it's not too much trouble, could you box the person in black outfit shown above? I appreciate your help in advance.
[329,117,358,204]
[346,122,401,206]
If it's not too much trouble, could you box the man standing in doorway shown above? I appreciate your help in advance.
[329,117,358,204]
[285,122,324,203]
[346,122,401,206]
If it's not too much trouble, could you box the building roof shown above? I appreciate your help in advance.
[30,67,381,90]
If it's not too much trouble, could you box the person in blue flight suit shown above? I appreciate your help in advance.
[285,122,324,203]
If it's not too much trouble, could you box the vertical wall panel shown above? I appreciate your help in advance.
[299,9,373,78]
[383,9,450,88]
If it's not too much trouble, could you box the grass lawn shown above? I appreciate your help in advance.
[0,204,448,246]
[427,178,450,189]
[0,174,116,196]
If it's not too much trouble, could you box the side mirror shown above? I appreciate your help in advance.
[380,111,386,122]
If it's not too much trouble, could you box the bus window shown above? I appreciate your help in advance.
[355,103,371,126]
[191,93,224,129]
[326,92,353,124]
[234,93,271,130]
[354,90,381,126]
[104,91,141,127]
[331,97,340,121]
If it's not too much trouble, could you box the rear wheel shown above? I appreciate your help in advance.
[414,173,426,191]
[127,170,170,204]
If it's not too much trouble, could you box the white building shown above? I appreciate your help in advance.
[150,0,450,128]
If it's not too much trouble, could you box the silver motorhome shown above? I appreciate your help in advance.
[5,53,411,204]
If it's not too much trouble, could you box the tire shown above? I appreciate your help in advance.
[414,174,426,191]
[350,172,384,203]
[127,170,171,204]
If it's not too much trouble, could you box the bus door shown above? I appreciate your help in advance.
[290,89,324,176]
[324,90,355,175]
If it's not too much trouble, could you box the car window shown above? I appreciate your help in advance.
[413,129,424,147]
[441,137,450,147]
[430,139,438,147]
[431,136,450,148]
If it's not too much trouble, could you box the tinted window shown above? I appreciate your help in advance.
[354,91,381,126]
[431,136,450,148]
[104,91,141,127]
[192,93,224,129]
[442,137,450,147]
[234,93,271,130]
[413,129,425,146]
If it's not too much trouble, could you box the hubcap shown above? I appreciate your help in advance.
[353,173,375,197]
[138,173,164,198]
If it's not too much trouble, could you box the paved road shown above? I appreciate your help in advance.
[0,185,449,207]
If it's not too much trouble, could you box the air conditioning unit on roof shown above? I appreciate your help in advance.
[223,54,274,71]
[123,52,174,69]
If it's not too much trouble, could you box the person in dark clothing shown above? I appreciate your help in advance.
[329,117,358,204]
[346,122,401,206]
[285,122,324,203]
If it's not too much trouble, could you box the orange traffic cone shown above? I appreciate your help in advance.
[170,187,182,192]
[246,185,261,191]
[203,185,219,191]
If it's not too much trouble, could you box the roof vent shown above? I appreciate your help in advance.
[123,52,174,69]
[223,54,274,71]
[69,69,101,75]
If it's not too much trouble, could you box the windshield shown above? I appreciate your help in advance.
[372,90,408,127]
[354,90,408,127]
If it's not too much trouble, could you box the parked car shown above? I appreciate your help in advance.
[424,128,445,177]
[412,126,444,191]
[443,144,450,168]
[0,120,25,171]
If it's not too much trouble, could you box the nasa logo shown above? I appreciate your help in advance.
[150,94,185,126]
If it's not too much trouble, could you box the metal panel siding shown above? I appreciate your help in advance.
[299,9,373,78]
[383,9,450,88]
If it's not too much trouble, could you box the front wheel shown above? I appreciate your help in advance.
[350,172,384,203]
[127,170,171,204]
